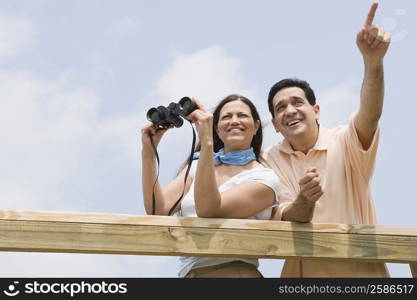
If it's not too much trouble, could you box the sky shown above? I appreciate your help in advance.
[0,0,416,277]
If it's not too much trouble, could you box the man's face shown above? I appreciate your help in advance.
[271,87,320,142]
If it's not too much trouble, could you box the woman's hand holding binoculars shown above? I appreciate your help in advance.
[185,98,214,147]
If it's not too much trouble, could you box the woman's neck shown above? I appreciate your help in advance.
[223,145,251,153]
[216,160,259,170]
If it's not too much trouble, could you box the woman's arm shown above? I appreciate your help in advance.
[202,181,276,218]
[141,124,192,215]
[185,101,220,217]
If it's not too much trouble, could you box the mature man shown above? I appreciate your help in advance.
[261,3,391,277]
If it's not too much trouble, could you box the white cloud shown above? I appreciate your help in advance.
[316,79,360,128]
[0,69,142,210]
[0,71,94,208]
[99,115,144,165]
[156,46,256,110]
[0,17,37,61]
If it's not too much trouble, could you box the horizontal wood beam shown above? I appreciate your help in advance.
[1,210,417,265]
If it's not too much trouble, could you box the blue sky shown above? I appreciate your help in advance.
[0,0,415,277]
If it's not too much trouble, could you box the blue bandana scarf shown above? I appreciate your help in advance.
[193,147,256,165]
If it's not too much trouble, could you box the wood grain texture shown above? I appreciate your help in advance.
[1,209,417,236]
[0,210,416,264]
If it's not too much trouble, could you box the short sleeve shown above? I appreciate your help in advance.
[240,167,280,205]
[345,113,380,181]
[260,146,295,220]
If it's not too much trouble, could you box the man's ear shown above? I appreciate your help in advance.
[313,104,320,121]
[271,118,280,133]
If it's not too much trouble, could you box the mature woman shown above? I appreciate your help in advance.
[141,94,280,277]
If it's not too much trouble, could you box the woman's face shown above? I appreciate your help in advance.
[216,100,260,152]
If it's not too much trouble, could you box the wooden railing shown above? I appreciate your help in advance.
[1,209,416,277]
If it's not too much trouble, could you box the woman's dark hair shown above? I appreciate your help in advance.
[267,78,316,117]
[193,94,263,161]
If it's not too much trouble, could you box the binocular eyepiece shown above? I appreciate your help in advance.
[146,97,198,129]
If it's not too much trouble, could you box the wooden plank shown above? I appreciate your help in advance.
[1,209,417,237]
[0,211,416,263]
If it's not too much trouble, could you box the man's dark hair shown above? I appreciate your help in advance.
[267,78,316,117]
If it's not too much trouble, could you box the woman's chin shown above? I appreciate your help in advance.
[223,140,251,151]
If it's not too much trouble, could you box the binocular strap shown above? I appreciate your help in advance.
[168,121,196,216]
[149,121,196,216]
[149,134,161,216]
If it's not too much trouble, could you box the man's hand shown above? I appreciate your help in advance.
[280,168,323,222]
[356,2,391,66]
[297,167,324,204]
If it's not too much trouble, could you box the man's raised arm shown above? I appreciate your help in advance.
[355,2,391,150]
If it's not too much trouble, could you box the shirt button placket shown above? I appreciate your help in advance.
[294,152,306,178]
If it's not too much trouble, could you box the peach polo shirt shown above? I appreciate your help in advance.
[261,114,389,277]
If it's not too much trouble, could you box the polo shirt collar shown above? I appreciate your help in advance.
[278,125,330,154]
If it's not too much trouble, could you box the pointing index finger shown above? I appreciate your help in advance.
[365,2,378,27]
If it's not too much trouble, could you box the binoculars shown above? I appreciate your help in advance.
[146,97,198,129]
